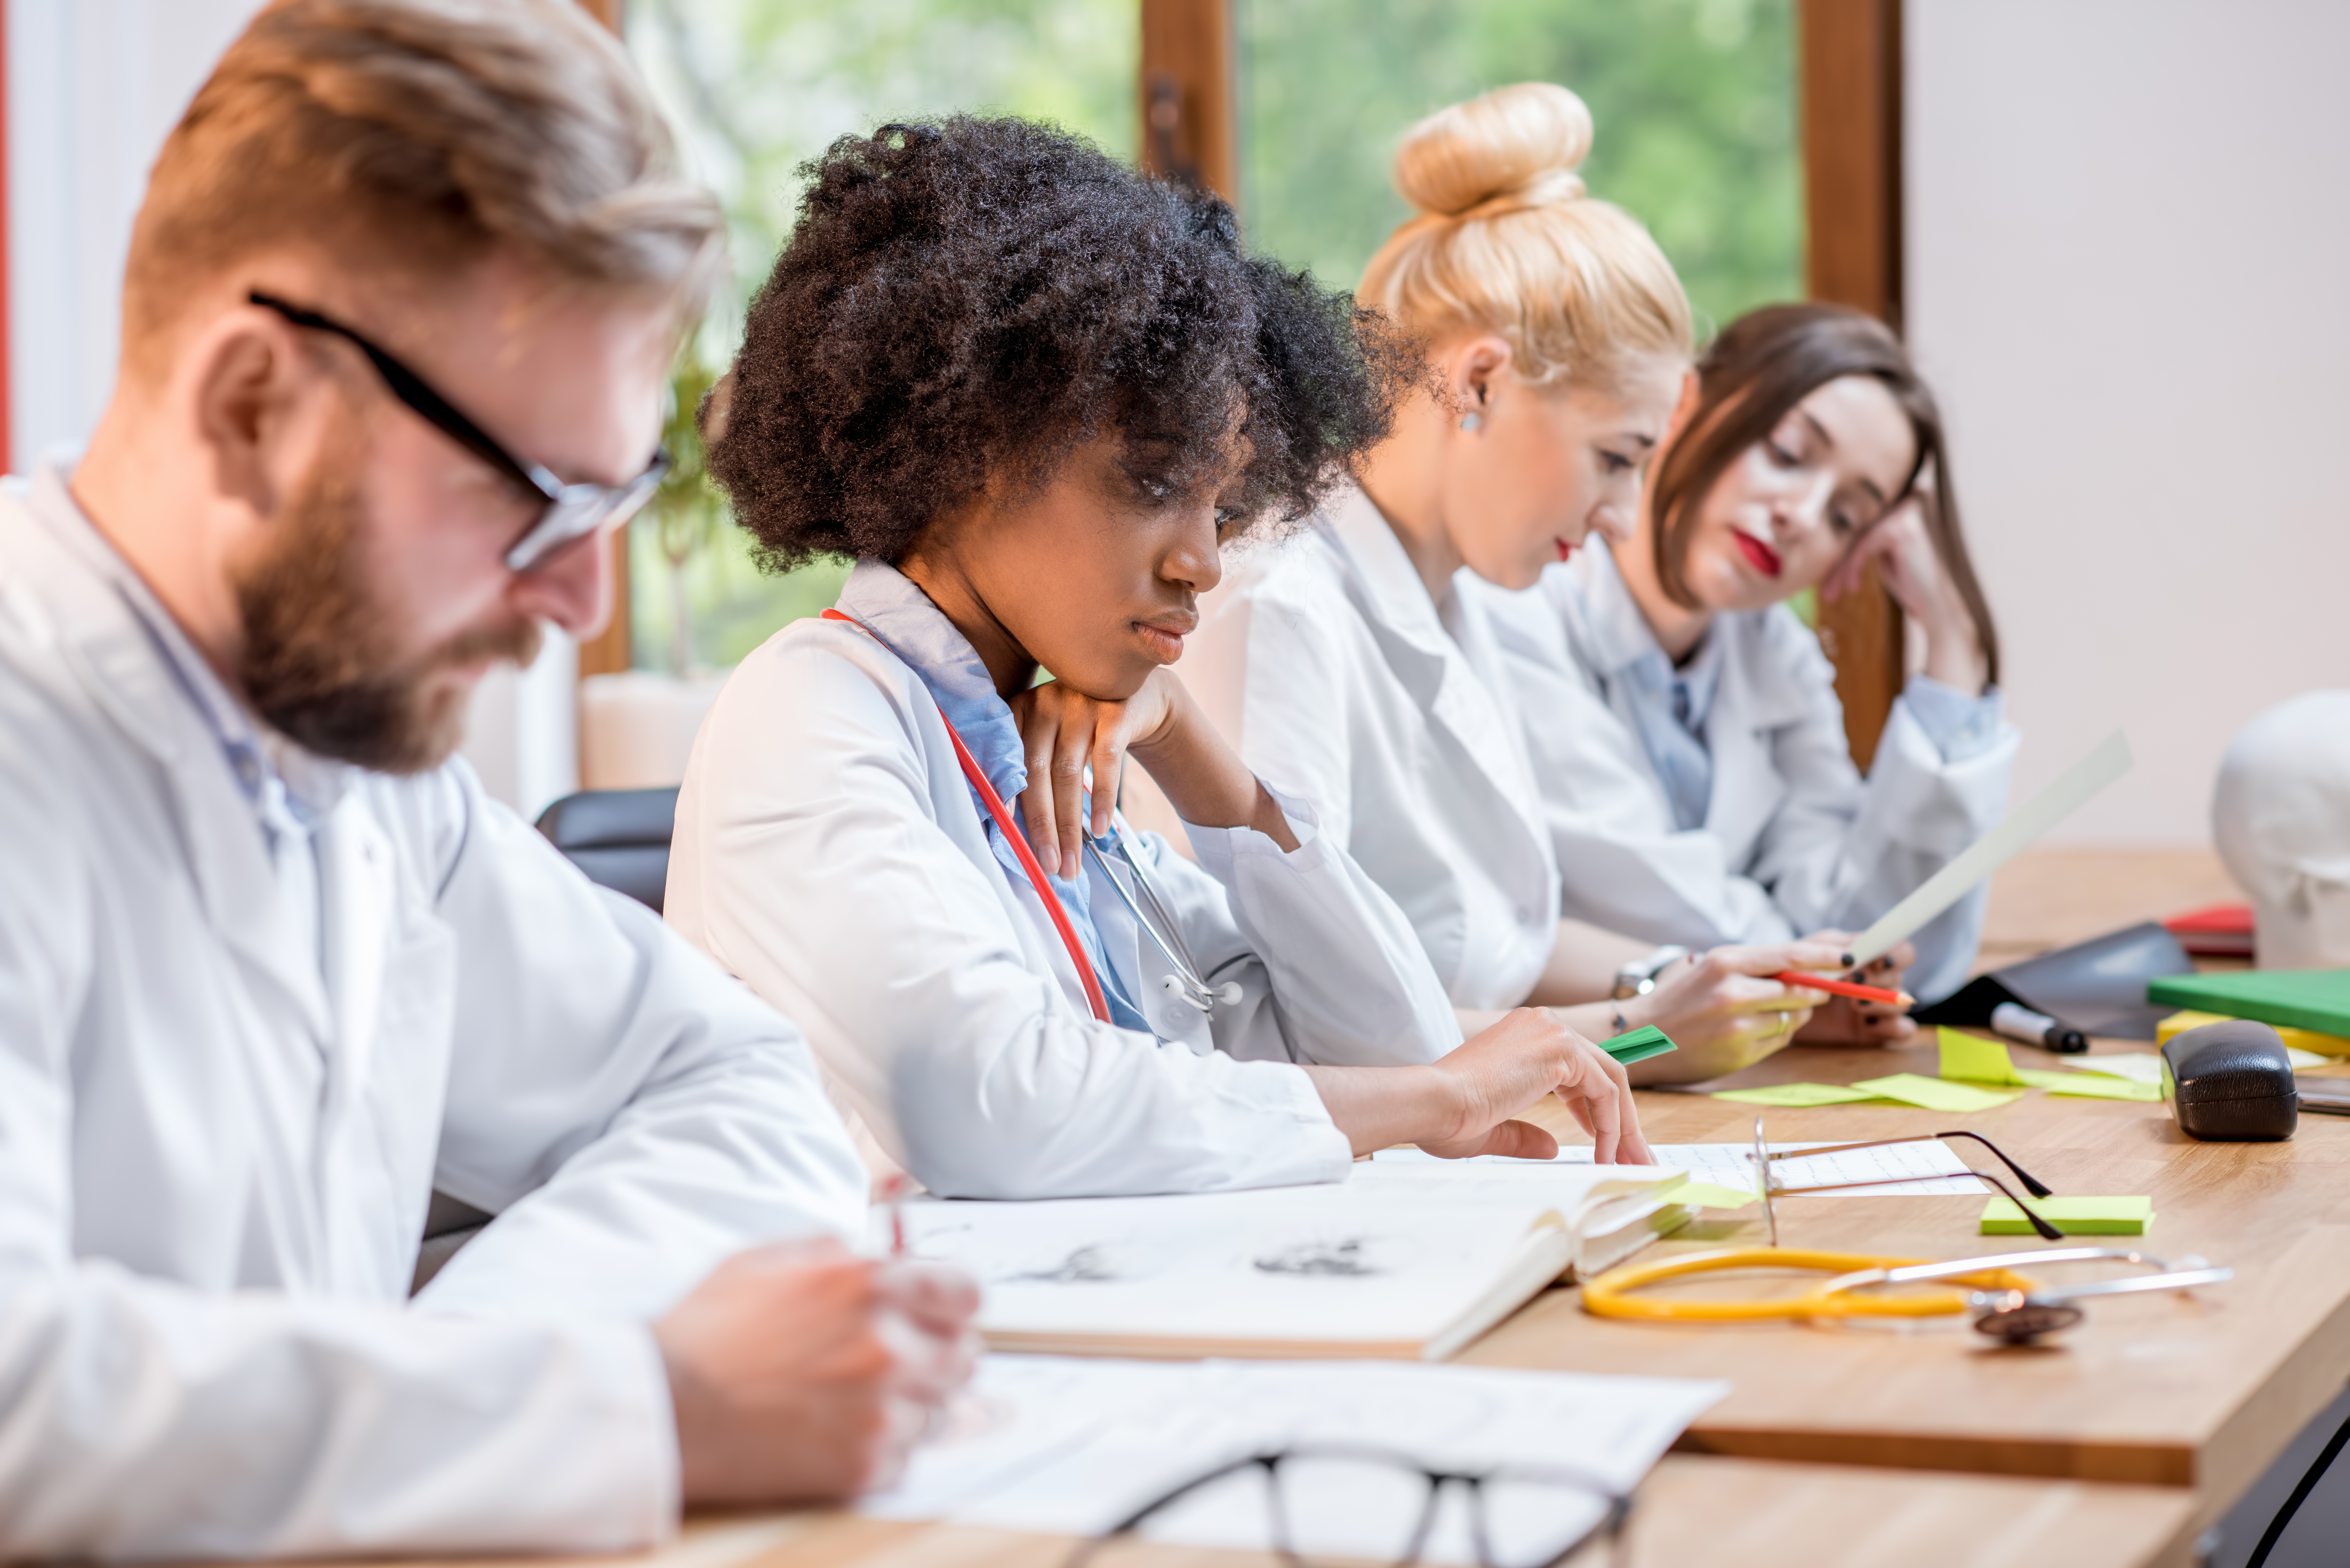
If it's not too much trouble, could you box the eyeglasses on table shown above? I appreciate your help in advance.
[1063,1445,1631,1568]
[1748,1119,2067,1245]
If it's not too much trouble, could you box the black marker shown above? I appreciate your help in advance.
[1991,1001,2087,1054]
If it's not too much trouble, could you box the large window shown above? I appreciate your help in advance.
[621,0,1800,673]
[624,0,1138,672]
[1237,0,1800,335]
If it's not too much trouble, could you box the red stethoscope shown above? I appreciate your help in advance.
[823,608,1238,1025]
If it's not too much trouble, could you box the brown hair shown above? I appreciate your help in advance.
[123,0,722,373]
[1649,303,2001,684]
[1359,83,1691,392]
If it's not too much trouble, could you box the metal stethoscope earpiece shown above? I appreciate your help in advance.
[1813,1248,2234,1345]
[1083,821,1242,1014]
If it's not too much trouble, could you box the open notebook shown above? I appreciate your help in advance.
[888,1161,1690,1361]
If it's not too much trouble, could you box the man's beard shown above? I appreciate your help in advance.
[235,459,541,774]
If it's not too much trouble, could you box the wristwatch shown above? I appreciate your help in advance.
[1611,945,1690,1001]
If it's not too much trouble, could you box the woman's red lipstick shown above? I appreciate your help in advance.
[1733,530,1783,578]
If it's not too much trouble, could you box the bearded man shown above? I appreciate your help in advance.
[0,0,974,1556]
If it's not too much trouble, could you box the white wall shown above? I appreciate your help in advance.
[6,0,263,465]
[7,0,581,816]
[1906,0,2350,846]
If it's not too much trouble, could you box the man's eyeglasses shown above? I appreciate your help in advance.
[249,291,670,572]
[1064,1446,1631,1568]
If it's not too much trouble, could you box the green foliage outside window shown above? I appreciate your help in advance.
[1238,0,1800,337]
[625,0,1138,671]
[624,0,1800,673]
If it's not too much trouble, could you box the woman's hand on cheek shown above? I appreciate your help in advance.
[1008,674,1181,876]
[1820,465,1988,696]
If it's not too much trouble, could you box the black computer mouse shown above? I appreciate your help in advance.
[2161,1019,2297,1141]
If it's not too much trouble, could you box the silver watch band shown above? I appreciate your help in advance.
[1611,944,1691,1001]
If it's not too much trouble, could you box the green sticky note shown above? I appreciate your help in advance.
[1711,1082,1886,1107]
[1597,1024,1678,1066]
[2016,1070,2163,1102]
[1851,1073,2026,1113]
[1670,1181,1760,1210]
[1939,1027,2027,1084]
[1981,1196,2154,1235]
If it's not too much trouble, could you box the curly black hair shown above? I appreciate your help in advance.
[707,116,1410,572]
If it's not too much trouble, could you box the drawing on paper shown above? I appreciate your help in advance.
[1252,1236,1382,1276]
[1006,1245,1123,1283]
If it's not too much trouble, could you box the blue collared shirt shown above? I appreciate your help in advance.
[833,560,1152,1032]
[1582,542,2003,831]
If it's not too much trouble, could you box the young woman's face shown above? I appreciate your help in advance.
[1677,373,1918,612]
[1447,351,1685,592]
[942,434,1237,701]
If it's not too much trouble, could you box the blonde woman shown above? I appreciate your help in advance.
[1169,84,1841,1083]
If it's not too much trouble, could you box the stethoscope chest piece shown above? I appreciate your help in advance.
[1086,824,1240,1015]
[1969,1293,2087,1344]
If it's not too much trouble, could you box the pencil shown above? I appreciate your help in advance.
[1773,970,1914,1007]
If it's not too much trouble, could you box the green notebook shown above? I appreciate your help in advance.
[2146,970,2350,1038]
[1597,1025,1678,1066]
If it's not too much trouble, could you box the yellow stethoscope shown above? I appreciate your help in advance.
[1582,1245,2232,1343]
[1580,1118,2232,1342]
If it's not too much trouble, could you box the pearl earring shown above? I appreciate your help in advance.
[1459,412,1483,432]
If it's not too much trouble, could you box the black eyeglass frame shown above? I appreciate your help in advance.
[1061,1445,1632,1568]
[1748,1121,2067,1245]
[248,291,670,572]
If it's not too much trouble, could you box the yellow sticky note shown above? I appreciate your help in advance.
[1670,1182,1760,1210]
[1711,1083,1886,1107]
[2016,1070,2162,1102]
[1981,1196,2154,1235]
[2159,1009,2350,1058]
[1938,1027,2027,1084]
[1851,1073,2026,1113]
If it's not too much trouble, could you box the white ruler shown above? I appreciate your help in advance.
[1849,729,2134,967]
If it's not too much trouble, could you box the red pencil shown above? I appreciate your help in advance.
[1773,970,1914,1007]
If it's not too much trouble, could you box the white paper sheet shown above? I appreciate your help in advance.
[2065,1053,2167,1086]
[1374,1139,1989,1197]
[1849,728,2133,965]
[864,1355,1727,1565]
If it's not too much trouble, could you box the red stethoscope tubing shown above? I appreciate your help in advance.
[821,608,1113,1023]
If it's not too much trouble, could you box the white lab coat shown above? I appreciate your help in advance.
[0,471,868,1558]
[1164,484,1561,1010]
[1479,545,2018,1003]
[664,597,1462,1202]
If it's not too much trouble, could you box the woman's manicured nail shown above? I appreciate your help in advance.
[1840,953,1856,966]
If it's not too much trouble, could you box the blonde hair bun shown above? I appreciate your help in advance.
[1393,82,1593,220]
[1360,81,1689,390]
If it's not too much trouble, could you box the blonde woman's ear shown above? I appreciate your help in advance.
[1445,332,1515,420]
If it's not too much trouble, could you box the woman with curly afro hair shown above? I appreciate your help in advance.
[666,117,1650,1200]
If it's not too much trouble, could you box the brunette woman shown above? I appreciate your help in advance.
[1486,302,2016,1007]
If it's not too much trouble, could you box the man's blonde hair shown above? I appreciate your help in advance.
[124,0,723,373]
[1359,83,1691,392]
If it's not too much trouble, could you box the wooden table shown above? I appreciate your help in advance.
[1456,1033,2350,1534]
[401,1456,2198,1568]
